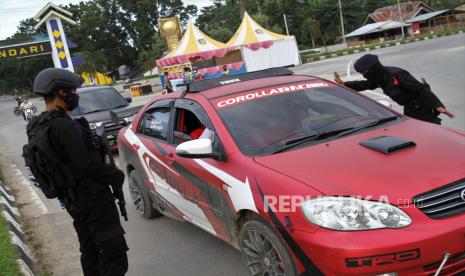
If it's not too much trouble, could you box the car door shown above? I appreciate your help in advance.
[164,99,236,241]
[135,99,184,214]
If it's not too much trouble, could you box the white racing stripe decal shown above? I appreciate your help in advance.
[194,159,258,213]
[124,128,178,176]
[124,128,215,234]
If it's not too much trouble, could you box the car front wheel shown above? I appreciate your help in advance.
[128,170,161,219]
[240,219,298,276]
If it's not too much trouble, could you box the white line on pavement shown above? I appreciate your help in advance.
[14,168,49,215]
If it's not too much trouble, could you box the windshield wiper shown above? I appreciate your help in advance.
[265,128,353,155]
[113,104,128,109]
[337,116,399,137]
[82,109,109,115]
[263,116,399,155]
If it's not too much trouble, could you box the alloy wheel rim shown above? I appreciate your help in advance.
[242,229,286,276]
[128,177,145,215]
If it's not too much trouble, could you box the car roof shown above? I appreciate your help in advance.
[199,74,321,99]
[152,73,324,104]
[77,86,116,93]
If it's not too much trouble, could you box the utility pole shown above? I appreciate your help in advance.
[338,0,346,43]
[397,0,405,39]
[283,14,290,35]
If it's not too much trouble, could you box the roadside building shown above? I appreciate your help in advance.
[365,1,433,24]
[345,20,409,47]
[406,9,465,35]
[456,3,465,12]
[346,1,439,46]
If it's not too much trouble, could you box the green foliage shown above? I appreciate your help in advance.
[0,214,20,276]
[0,0,197,93]
[1,0,464,93]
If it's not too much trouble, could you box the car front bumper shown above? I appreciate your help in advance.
[292,212,465,275]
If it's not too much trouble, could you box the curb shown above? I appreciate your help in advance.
[0,180,36,276]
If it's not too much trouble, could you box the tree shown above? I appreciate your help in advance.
[0,0,199,93]
[239,0,246,17]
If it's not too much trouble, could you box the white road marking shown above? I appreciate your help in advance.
[13,168,49,215]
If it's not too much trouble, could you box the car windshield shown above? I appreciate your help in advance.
[216,82,398,156]
[71,88,128,116]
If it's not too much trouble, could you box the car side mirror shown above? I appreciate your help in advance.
[176,139,218,159]
[124,97,132,103]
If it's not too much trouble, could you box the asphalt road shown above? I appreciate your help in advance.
[0,33,463,276]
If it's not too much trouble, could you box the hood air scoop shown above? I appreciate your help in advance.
[359,136,416,155]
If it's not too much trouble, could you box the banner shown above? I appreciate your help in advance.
[0,41,51,60]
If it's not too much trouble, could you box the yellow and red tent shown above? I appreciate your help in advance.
[156,22,229,67]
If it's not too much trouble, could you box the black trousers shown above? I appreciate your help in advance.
[68,202,129,276]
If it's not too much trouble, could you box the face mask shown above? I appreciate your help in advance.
[59,90,79,111]
[362,63,383,84]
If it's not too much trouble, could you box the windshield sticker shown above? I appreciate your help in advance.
[212,81,334,109]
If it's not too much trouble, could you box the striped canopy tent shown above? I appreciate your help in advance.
[156,22,229,67]
[226,12,288,49]
[225,12,301,72]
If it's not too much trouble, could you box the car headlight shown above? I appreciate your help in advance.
[89,122,103,130]
[301,197,412,231]
[123,114,136,124]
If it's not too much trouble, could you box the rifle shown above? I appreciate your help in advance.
[95,125,128,221]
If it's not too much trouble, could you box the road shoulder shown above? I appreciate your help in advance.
[0,138,83,276]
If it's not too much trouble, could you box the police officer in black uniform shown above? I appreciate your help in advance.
[31,68,128,276]
[334,54,454,124]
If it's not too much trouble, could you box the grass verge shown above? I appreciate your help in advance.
[0,213,20,276]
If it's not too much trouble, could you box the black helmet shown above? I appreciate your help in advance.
[33,68,81,96]
[354,54,380,73]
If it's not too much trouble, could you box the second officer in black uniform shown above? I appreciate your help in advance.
[334,54,454,124]
[30,68,129,276]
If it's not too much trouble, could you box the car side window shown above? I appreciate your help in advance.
[141,107,171,141]
[173,108,210,145]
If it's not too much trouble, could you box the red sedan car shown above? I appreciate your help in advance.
[117,67,465,275]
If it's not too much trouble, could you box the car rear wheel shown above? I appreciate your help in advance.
[240,219,297,276]
[128,170,161,219]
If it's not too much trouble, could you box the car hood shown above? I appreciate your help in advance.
[71,105,141,123]
[254,120,465,203]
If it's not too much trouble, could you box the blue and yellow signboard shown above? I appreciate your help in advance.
[34,3,76,72]
[49,18,69,68]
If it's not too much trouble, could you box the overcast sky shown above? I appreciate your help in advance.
[0,0,212,40]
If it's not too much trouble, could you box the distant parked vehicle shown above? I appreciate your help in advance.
[69,86,141,148]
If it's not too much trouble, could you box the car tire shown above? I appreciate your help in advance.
[240,219,298,276]
[128,170,161,219]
